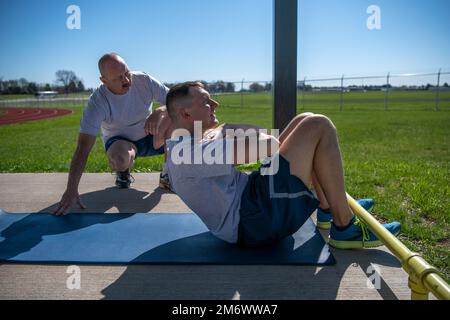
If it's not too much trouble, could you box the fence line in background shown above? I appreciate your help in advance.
[1,69,449,111]
[298,69,450,111]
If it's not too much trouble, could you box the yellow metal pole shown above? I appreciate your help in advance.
[346,193,450,300]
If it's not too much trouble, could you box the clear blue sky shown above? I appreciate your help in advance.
[0,0,449,88]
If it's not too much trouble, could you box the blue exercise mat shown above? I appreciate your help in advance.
[0,209,335,265]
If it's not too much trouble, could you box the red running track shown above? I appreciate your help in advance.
[0,108,73,125]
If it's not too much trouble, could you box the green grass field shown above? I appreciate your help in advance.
[223,90,450,110]
[0,94,34,100]
[0,91,449,281]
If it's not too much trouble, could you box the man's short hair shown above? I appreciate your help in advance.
[166,81,205,118]
[98,53,122,76]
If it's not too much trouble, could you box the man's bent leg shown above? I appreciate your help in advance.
[278,112,333,212]
[107,140,137,188]
[279,112,314,144]
[107,140,137,172]
[279,115,353,227]
[312,172,330,209]
[279,115,401,249]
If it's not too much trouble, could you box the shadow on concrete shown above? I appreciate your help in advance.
[129,224,334,265]
[39,186,168,214]
[101,247,402,300]
[329,247,401,300]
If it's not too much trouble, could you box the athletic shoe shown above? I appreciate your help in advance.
[317,198,375,230]
[159,172,172,191]
[328,216,401,249]
[115,169,134,189]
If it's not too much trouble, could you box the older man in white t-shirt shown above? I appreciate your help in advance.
[54,53,170,215]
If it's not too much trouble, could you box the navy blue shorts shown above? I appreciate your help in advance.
[237,154,320,247]
[104,135,165,158]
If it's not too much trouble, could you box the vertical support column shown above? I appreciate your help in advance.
[273,0,297,130]
[409,277,429,300]
[435,68,441,111]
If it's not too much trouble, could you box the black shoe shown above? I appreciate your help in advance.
[159,173,173,192]
[115,170,134,189]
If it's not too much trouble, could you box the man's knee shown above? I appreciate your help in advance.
[302,114,336,133]
[108,153,131,171]
[317,114,335,129]
[296,112,314,120]
[292,112,314,124]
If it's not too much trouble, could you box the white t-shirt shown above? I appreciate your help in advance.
[166,136,249,243]
[79,71,169,145]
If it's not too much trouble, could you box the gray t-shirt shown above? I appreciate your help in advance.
[79,71,169,145]
[166,136,249,243]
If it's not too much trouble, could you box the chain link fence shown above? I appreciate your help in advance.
[297,70,450,111]
[1,70,449,111]
[0,95,89,109]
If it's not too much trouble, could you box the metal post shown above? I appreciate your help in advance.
[435,68,441,111]
[409,276,429,300]
[384,72,390,110]
[273,0,297,130]
[340,74,344,111]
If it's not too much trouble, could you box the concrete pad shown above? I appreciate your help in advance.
[0,173,190,213]
[0,173,432,300]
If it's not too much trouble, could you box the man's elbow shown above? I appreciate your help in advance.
[232,135,278,165]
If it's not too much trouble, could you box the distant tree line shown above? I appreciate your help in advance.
[164,81,272,93]
[249,82,271,92]
[3,74,447,96]
[0,70,86,95]
[164,81,238,93]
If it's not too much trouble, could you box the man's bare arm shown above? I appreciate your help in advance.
[204,123,265,140]
[221,123,264,132]
[54,133,96,215]
[153,114,173,150]
[203,123,278,165]
[229,132,279,165]
[145,105,168,135]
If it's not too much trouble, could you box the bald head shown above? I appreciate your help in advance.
[98,53,132,95]
[98,53,126,77]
